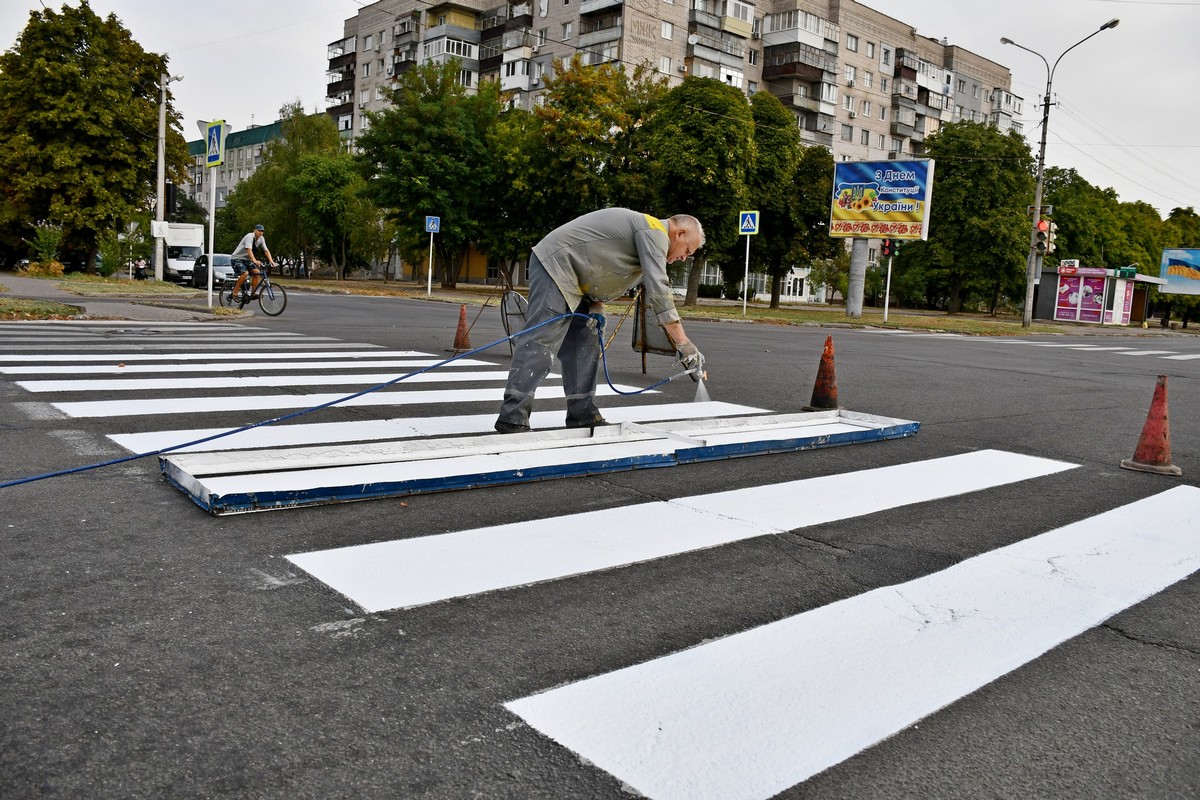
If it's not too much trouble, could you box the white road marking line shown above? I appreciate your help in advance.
[51,384,652,418]
[1115,350,1179,356]
[0,350,423,362]
[1059,346,1137,351]
[286,450,1075,613]
[108,402,766,453]
[0,358,494,375]
[16,370,514,393]
[1160,353,1200,360]
[0,341,378,350]
[506,485,1200,800]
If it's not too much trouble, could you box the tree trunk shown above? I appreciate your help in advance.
[769,272,781,309]
[684,253,705,307]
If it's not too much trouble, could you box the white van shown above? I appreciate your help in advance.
[164,223,205,283]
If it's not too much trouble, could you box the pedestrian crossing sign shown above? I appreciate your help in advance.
[739,210,759,235]
[205,120,226,167]
[425,216,441,233]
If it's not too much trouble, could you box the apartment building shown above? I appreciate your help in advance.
[329,0,1021,156]
[184,122,283,210]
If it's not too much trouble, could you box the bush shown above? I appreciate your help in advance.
[20,260,66,277]
[698,283,724,299]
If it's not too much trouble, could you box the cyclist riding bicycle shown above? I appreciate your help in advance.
[230,224,277,301]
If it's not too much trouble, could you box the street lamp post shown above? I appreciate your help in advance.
[1002,18,1119,327]
[153,73,183,282]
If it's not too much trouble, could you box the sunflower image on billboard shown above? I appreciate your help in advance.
[829,159,935,240]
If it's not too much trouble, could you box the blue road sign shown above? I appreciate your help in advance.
[205,121,226,167]
[739,210,759,235]
[426,216,441,233]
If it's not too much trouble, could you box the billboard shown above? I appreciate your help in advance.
[829,159,935,240]
[1159,249,1200,296]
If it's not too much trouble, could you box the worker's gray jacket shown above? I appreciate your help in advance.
[532,208,680,325]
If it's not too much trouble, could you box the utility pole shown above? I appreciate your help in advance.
[153,72,168,281]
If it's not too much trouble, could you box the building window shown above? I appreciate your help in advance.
[662,21,673,39]
[660,55,672,74]
[863,72,872,88]
[846,34,858,52]
[862,100,872,116]
[845,65,856,83]
[841,124,853,141]
[747,49,758,66]
[729,1,752,23]
[881,76,888,93]
[458,69,473,87]
[363,34,373,51]
[537,28,548,45]
[866,41,875,58]
[877,133,886,149]
[860,129,870,145]
[842,95,854,111]
[956,79,966,93]
[880,106,887,121]
[882,47,891,66]
[362,61,371,77]
[748,80,757,93]
[562,22,572,40]
[973,84,980,99]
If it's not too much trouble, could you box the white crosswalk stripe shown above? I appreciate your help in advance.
[505,486,1200,800]
[861,328,1200,362]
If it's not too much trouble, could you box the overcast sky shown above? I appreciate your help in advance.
[2,0,1196,218]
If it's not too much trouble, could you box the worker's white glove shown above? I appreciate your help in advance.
[676,341,705,382]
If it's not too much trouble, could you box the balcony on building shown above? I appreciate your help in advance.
[687,30,746,67]
[327,36,356,69]
[893,49,918,80]
[479,37,504,72]
[326,67,355,97]
[761,42,836,82]
[580,17,622,49]
[481,3,534,36]
[581,0,623,15]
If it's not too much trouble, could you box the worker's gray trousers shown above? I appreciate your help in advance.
[497,255,602,428]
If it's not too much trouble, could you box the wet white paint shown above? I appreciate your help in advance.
[507,485,1200,800]
[287,450,1074,612]
[108,401,766,454]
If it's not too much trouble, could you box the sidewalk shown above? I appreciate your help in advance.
[1,272,229,322]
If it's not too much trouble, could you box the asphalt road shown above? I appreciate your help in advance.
[1,291,1197,799]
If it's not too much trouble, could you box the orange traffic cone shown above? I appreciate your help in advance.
[452,303,471,351]
[803,335,840,411]
[1120,374,1182,476]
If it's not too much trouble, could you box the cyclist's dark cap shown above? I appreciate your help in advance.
[254,224,265,230]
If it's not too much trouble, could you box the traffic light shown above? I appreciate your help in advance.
[881,238,892,257]
[1035,219,1050,253]
[1047,221,1058,253]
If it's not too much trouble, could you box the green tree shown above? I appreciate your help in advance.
[218,103,343,271]
[744,91,801,308]
[476,107,543,287]
[0,1,188,272]
[287,151,361,277]
[643,77,755,305]
[356,60,502,288]
[905,121,1033,313]
[789,144,840,302]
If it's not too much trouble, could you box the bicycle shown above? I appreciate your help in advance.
[219,265,288,316]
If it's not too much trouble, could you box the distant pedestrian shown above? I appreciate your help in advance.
[495,208,706,433]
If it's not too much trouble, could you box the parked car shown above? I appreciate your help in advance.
[191,254,235,288]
